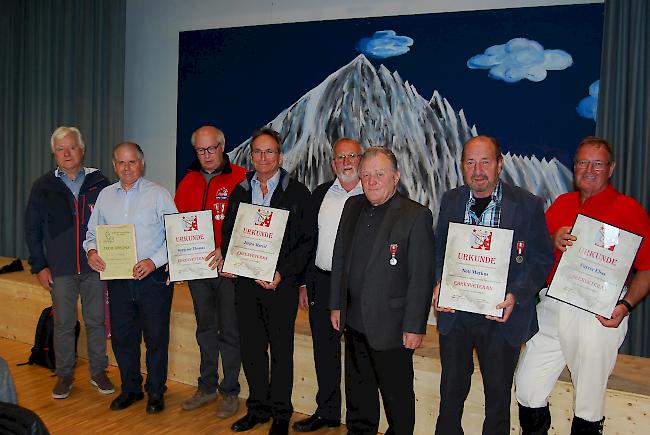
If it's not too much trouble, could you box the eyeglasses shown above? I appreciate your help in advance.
[574,160,610,171]
[251,149,279,157]
[195,145,221,155]
[335,153,361,161]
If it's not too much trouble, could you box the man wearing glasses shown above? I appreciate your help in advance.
[515,137,650,434]
[174,125,247,417]
[293,138,364,432]
[221,127,312,435]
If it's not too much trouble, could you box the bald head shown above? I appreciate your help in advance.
[192,125,226,173]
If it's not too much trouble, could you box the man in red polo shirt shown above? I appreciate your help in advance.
[515,136,650,434]
[174,125,247,417]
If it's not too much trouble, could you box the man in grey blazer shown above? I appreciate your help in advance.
[330,146,435,435]
[433,135,554,435]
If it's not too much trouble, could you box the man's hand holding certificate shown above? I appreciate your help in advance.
[221,203,289,282]
[92,224,138,280]
[438,223,514,317]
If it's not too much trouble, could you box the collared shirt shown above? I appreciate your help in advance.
[83,177,178,268]
[251,169,281,206]
[55,167,88,199]
[315,179,363,271]
[464,181,503,227]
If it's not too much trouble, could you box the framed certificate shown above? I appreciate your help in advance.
[221,203,289,282]
[546,214,642,318]
[97,224,137,280]
[439,223,514,317]
[164,210,219,282]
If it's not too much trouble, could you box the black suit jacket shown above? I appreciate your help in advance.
[435,182,554,346]
[329,193,435,351]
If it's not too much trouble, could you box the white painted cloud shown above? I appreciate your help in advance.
[467,38,573,83]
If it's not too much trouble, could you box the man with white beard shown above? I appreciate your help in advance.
[293,138,364,432]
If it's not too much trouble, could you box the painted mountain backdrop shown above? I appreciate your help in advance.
[228,55,571,220]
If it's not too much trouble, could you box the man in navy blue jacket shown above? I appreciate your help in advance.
[433,136,554,435]
[25,126,114,400]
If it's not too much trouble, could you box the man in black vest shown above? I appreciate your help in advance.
[293,138,364,432]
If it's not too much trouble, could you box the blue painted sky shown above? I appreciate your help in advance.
[177,3,603,183]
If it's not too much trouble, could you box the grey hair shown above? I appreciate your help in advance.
[50,126,85,152]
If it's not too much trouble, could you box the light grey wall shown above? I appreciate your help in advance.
[125,0,602,193]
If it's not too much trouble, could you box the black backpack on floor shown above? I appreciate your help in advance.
[18,306,80,371]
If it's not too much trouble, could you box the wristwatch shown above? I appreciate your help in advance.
[616,299,634,313]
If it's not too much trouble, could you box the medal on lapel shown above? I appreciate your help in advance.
[389,244,398,266]
[516,241,524,264]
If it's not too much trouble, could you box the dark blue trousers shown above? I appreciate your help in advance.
[108,267,173,396]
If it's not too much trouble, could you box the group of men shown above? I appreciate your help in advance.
[25,124,650,435]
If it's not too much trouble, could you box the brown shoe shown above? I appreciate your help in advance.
[181,390,217,411]
[216,394,239,418]
[52,376,73,399]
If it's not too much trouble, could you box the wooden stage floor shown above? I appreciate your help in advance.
[1,257,650,434]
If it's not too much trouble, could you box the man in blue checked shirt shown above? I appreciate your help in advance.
[432,136,554,435]
[84,142,177,415]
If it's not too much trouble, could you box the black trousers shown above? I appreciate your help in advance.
[188,276,240,396]
[235,279,298,421]
[108,267,173,396]
[436,312,521,435]
[308,269,341,420]
[344,327,415,435]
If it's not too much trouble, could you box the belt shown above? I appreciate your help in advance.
[315,267,331,276]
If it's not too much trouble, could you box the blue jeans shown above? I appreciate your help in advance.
[107,267,173,395]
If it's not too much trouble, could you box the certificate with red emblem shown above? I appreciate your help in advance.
[221,203,289,282]
[165,210,218,282]
[439,223,514,317]
[547,214,642,318]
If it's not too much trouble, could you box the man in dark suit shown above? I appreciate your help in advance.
[330,146,435,435]
[293,138,364,432]
[433,135,554,435]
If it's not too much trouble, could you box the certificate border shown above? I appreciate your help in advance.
[546,213,643,319]
[97,224,138,280]
[163,210,219,283]
[438,222,512,318]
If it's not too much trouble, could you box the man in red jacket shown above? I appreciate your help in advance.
[174,125,247,417]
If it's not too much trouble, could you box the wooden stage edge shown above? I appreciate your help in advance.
[1,257,649,434]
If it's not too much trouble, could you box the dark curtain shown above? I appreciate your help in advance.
[0,0,125,259]
[596,0,650,356]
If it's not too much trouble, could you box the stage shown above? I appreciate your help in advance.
[1,257,648,434]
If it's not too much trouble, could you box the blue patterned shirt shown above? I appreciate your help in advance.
[464,181,503,228]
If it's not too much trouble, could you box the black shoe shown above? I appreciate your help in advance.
[269,419,289,435]
[231,413,271,432]
[146,393,165,414]
[110,392,144,410]
[293,414,340,432]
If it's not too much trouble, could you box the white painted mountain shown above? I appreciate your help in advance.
[228,54,572,218]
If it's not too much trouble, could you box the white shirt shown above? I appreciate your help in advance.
[315,179,363,271]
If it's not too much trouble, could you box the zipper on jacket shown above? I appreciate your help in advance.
[202,176,215,209]
[74,198,81,274]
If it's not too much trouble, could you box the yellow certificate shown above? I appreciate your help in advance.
[97,224,138,280]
